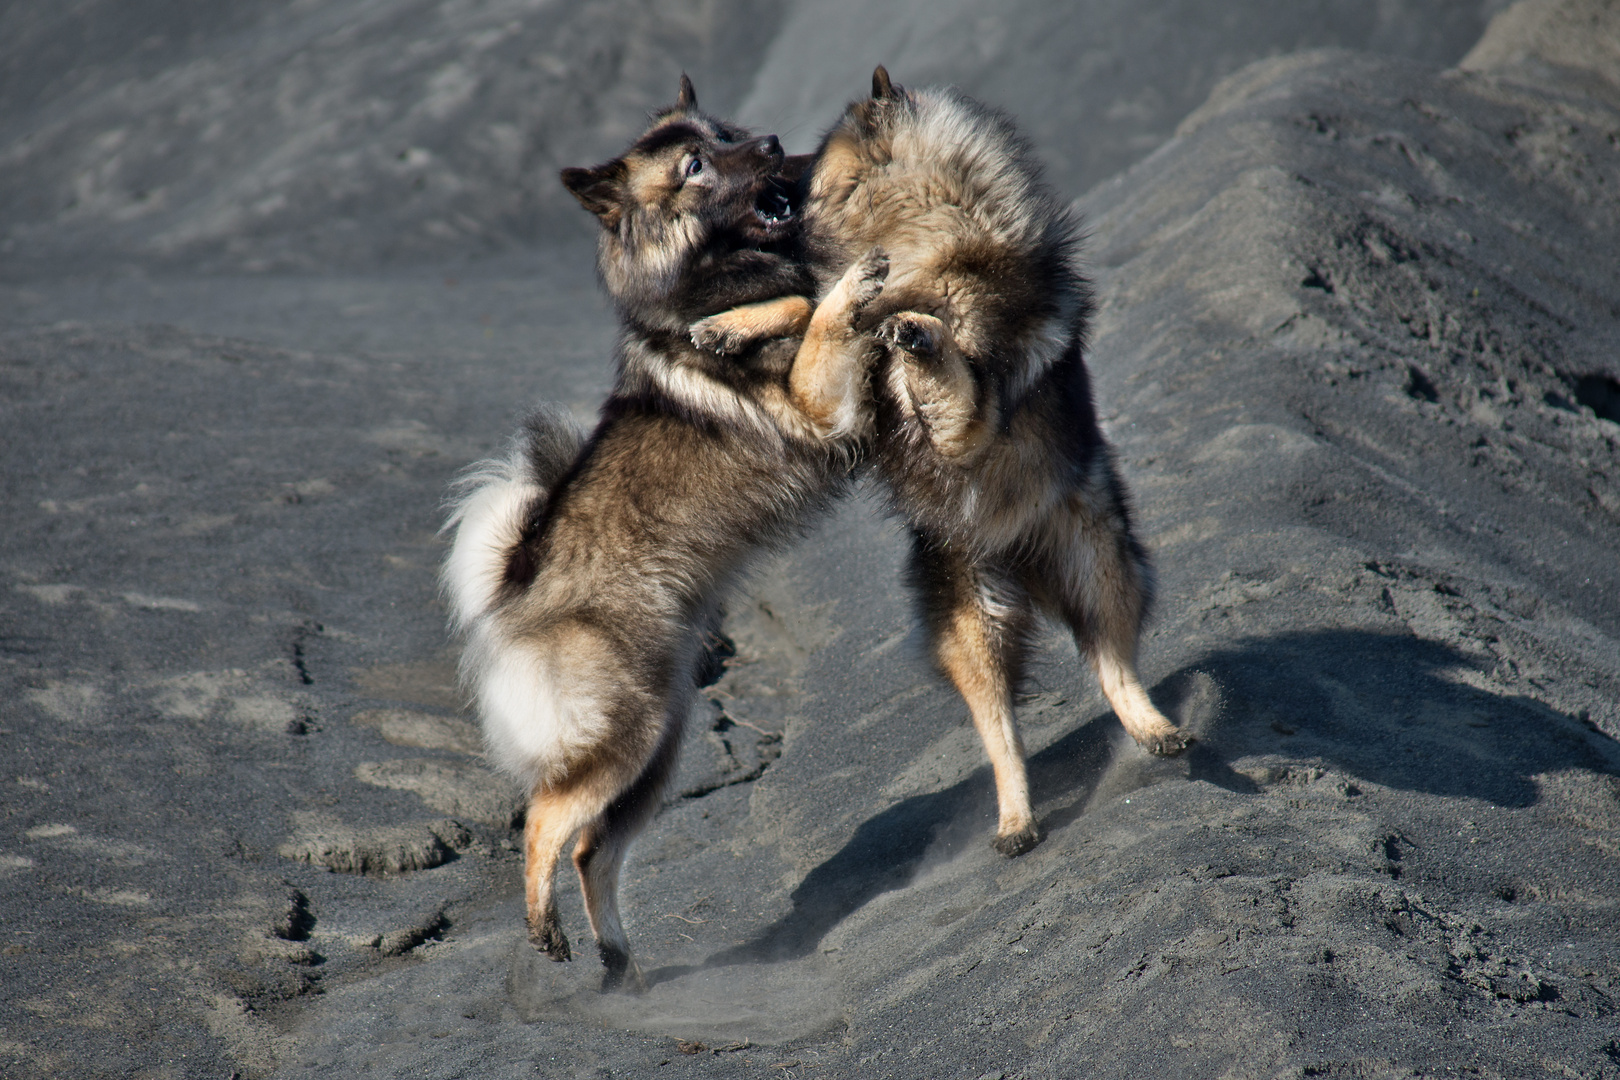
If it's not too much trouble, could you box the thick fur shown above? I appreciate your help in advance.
[695,69,1191,857]
[442,77,886,991]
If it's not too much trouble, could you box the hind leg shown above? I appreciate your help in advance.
[524,776,619,961]
[910,534,1041,855]
[1092,640,1189,756]
[1044,469,1191,757]
[573,710,684,993]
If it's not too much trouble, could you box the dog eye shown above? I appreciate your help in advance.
[684,157,703,178]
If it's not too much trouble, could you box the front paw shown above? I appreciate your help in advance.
[879,312,941,360]
[845,246,889,314]
[690,315,747,355]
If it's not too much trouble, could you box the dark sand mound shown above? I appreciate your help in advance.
[735,0,1500,196]
[2,1,1494,272]
[0,0,783,271]
[2,1,1617,1077]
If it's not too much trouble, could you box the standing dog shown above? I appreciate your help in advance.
[693,68,1191,858]
[441,77,888,990]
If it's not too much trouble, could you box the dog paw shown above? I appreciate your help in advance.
[689,315,747,355]
[846,246,889,312]
[598,945,647,994]
[529,916,572,961]
[879,312,941,359]
[1141,727,1195,757]
[992,823,1043,857]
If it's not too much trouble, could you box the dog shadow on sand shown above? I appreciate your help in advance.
[645,628,1617,985]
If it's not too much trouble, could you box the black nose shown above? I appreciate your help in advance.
[757,134,782,158]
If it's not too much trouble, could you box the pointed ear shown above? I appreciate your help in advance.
[871,65,894,100]
[676,73,697,111]
[561,162,627,227]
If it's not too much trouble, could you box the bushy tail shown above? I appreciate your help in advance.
[441,404,585,634]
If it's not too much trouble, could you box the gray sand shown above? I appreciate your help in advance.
[2,2,1617,1077]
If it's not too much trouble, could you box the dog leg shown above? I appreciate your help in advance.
[574,711,683,994]
[1054,477,1192,757]
[944,626,1040,855]
[788,247,889,438]
[690,295,814,355]
[1092,640,1190,756]
[879,311,995,462]
[524,781,609,961]
[911,537,1041,855]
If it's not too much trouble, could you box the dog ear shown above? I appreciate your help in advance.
[676,73,697,111]
[871,65,894,100]
[561,161,628,227]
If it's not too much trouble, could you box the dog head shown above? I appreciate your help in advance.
[804,64,917,226]
[562,76,805,322]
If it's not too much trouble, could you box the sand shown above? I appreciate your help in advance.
[2,1,1616,1077]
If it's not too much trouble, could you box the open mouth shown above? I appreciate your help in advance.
[750,177,797,235]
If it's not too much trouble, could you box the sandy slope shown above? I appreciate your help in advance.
[1,0,1494,272]
[2,1,1618,1078]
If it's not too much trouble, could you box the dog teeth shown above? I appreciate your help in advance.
[755,190,793,224]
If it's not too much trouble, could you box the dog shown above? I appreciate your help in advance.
[441,75,890,991]
[691,67,1192,858]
